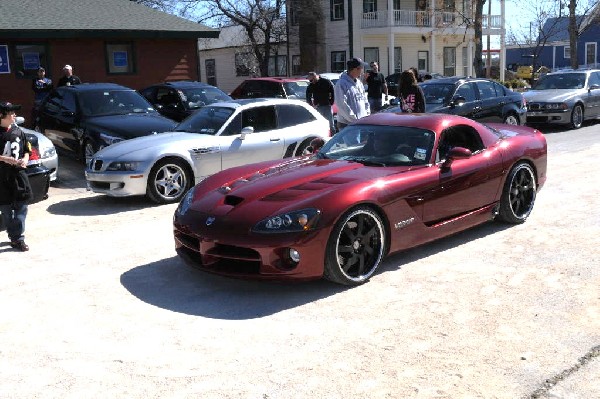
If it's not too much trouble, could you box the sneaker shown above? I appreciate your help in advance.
[10,241,29,252]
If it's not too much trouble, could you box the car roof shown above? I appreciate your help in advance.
[204,98,310,109]
[57,82,133,91]
[546,69,600,75]
[242,77,309,83]
[147,81,218,89]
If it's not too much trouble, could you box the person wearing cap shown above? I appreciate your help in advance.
[306,72,335,134]
[57,64,82,87]
[333,57,370,131]
[31,67,53,103]
[364,61,388,113]
[0,102,32,252]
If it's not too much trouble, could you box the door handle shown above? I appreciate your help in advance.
[270,138,281,142]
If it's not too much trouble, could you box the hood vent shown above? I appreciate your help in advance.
[224,195,244,206]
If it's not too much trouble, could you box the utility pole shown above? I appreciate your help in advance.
[486,0,492,77]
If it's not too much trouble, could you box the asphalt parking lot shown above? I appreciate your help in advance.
[0,122,599,398]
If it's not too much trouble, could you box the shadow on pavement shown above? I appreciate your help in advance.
[120,256,347,320]
[46,194,158,216]
[120,221,513,320]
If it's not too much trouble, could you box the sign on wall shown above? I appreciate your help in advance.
[0,45,10,74]
[22,52,40,70]
[113,51,128,68]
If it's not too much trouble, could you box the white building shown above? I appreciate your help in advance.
[198,0,504,93]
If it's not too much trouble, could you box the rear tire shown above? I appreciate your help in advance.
[503,112,519,125]
[496,162,536,224]
[146,158,192,204]
[324,206,386,286]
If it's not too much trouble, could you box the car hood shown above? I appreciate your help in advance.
[191,157,415,217]
[522,89,584,102]
[93,131,215,159]
[86,114,177,140]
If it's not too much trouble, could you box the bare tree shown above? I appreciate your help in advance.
[473,0,486,77]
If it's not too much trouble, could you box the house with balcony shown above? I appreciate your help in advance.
[197,0,505,93]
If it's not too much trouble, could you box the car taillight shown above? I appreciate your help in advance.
[29,147,41,161]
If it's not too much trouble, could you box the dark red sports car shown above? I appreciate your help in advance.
[173,113,547,286]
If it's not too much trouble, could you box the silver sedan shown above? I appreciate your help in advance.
[523,69,600,129]
[16,117,58,181]
[85,98,330,204]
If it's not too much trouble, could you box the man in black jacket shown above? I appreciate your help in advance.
[0,102,31,251]
[57,64,82,87]
[306,72,336,134]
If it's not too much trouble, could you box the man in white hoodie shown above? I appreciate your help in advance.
[334,57,370,131]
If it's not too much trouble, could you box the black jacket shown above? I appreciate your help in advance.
[306,77,334,106]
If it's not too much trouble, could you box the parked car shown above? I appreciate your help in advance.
[386,72,442,94]
[85,98,331,204]
[230,77,310,100]
[35,83,177,162]
[139,81,232,122]
[386,77,527,125]
[16,116,58,182]
[523,69,600,129]
[172,112,547,286]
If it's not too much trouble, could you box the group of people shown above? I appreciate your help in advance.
[305,58,425,134]
[32,64,82,105]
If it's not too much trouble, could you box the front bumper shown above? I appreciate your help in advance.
[173,212,330,281]
[85,169,149,197]
[526,108,571,125]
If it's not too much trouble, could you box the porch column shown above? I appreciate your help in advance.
[430,34,436,74]
[500,0,506,81]
[468,40,474,77]
[388,0,394,75]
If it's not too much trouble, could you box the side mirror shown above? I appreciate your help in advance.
[389,98,400,106]
[441,146,472,169]
[239,126,254,140]
[15,116,25,126]
[449,96,466,108]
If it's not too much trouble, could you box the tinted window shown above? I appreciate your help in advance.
[455,83,477,102]
[79,90,156,116]
[421,83,454,104]
[588,72,600,87]
[62,92,77,114]
[493,81,506,96]
[181,87,231,109]
[476,81,497,100]
[241,106,277,132]
[221,113,242,136]
[276,104,316,128]
[283,81,309,99]
[139,87,155,102]
[175,106,234,134]
[533,73,587,90]
[156,88,179,106]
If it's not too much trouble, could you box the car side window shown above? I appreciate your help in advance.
[475,81,497,100]
[276,104,316,128]
[221,113,242,136]
[493,81,506,96]
[241,106,277,132]
[140,87,155,103]
[437,124,485,161]
[455,83,477,102]
[588,72,600,87]
[156,88,179,107]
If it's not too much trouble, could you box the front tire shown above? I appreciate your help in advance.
[496,162,536,224]
[324,206,386,286]
[146,158,192,204]
[570,104,583,129]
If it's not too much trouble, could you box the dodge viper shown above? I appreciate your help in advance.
[173,113,547,286]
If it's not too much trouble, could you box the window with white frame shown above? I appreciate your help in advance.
[586,42,597,66]
[364,48,379,67]
[331,51,346,72]
[443,47,456,76]
[394,47,402,73]
[462,47,468,76]
[205,59,216,86]
[331,0,344,20]
[292,55,301,75]
[363,0,376,13]
[564,46,570,59]
[268,55,287,76]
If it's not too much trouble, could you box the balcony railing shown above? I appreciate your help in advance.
[361,10,502,29]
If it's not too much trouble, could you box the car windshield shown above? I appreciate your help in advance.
[420,83,455,104]
[318,124,435,166]
[79,90,156,116]
[181,87,232,110]
[284,81,309,99]
[174,106,234,134]
[532,73,587,90]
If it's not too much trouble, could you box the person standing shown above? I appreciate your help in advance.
[334,57,370,131]
[0,102,31,252]
[31,67,53,104]
[306,72,336,134]
[57,64,82,87]
[397,70,426,113]
[364,61,388,113]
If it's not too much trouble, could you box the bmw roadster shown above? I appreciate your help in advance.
[173,113,547,286]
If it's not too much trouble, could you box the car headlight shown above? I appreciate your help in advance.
[99,132,124,146]
[252,208,321,233]
[176,186,196,215]
[106,161,140,171]
[544,103,568,110]
[38,144,56,159]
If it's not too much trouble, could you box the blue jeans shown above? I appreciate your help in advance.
[368,97,383,113]
[316,105,336,135]
[1,202,28,243]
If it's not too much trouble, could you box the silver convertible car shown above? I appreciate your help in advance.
[85,98,330,203]
[523,69,600,129]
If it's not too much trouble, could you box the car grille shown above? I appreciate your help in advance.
[90,159,103,171]
[528,103,541,111]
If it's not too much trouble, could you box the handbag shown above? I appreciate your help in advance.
[12,168,33,203]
